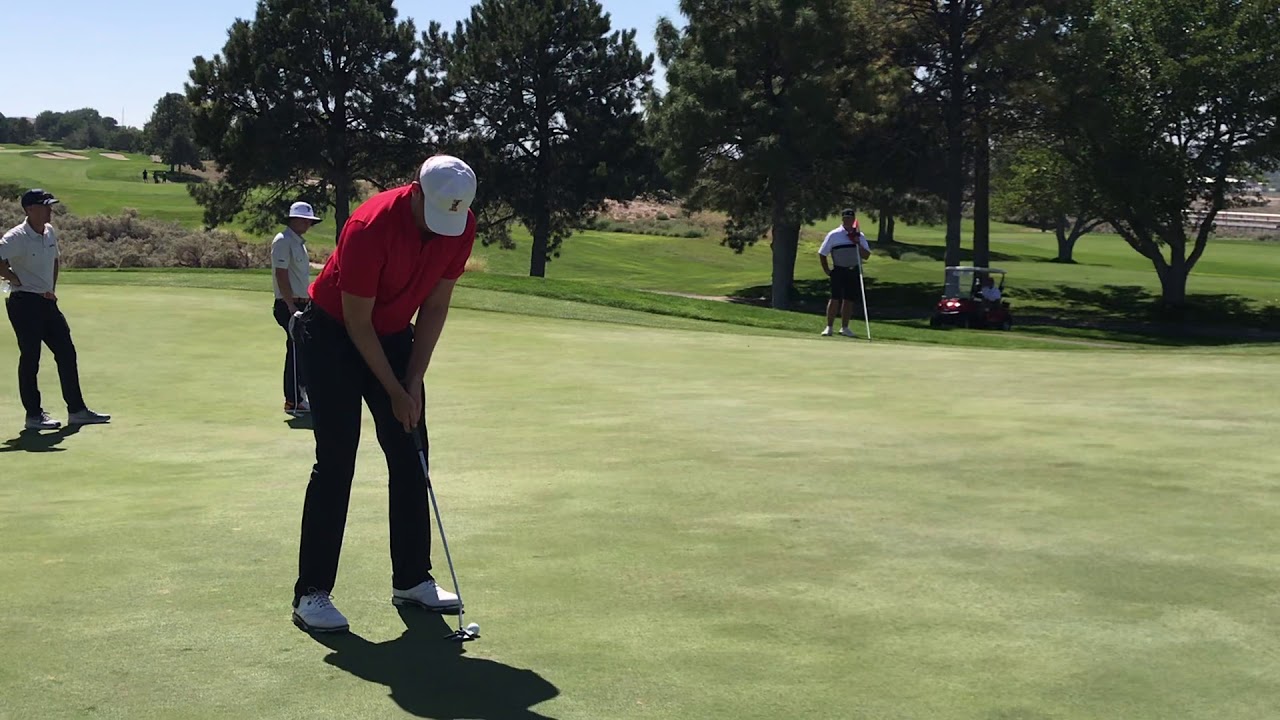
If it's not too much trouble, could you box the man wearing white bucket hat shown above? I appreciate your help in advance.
[287,155,478,633]
[272,201,322,415]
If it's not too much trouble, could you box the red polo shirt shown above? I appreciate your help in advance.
[309,185,476,337]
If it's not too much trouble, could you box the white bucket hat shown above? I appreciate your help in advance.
[419,155,476,237]
[288,201,322,222]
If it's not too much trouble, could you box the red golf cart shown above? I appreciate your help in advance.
[929,266,1013,330]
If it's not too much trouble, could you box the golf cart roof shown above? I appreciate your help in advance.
[944,266,1007,274]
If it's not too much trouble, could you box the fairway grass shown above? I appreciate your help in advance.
[0,145,199,223]
[1,284,1277,719]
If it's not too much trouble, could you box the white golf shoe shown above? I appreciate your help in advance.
[25,411,60,430]
[391,579,462,613]
[821,326,832,336]
[292,591,350,633]
[839,327,855,338]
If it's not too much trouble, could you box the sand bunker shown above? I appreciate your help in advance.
[33,152,90,160]
[100,153,129,161]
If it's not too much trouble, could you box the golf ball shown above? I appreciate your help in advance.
[465,622,480,635]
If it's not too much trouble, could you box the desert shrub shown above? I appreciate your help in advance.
[0,199,269,269]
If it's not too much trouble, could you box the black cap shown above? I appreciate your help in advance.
[841,208,856,218]
[20,188,59,208]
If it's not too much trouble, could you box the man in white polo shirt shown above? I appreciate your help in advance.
[272,201,321,415]
[817,208,872,337]
[0,189,110,430]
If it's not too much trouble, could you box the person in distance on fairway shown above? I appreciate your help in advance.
[817,208,871,337]
[288,155,477,634]
[0,189,111,430]
[271,201,321,415]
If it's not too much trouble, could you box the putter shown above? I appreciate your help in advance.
[411,430,478,643]
[287,311,303,414]
[856,250,872,341]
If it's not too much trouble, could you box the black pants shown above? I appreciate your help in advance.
[5,292,86,417]
[292,304,433,603]
[273,299,311,404]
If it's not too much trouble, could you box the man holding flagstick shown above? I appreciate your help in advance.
[817,208,872,338]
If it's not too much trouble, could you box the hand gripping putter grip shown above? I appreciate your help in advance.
[411,430,479,643]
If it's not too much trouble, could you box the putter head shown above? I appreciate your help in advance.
[446,628,479,642]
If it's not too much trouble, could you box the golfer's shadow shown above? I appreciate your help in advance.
[0,426,82,453]
[313,607,561,719]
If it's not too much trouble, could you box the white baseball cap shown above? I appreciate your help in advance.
[288,201,322,222]
[419,155,476,237]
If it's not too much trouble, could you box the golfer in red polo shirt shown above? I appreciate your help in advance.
[290,155,477,634]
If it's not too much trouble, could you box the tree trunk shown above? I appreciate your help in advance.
[887,216,896,243]
[1054,215,1072,262]
[531,66,551,278]
[770,199,800,310]
[972,95,990,268]
[530,208,550,278]
[334,182,351,242]
[1054,215,1086,263]
[1159,231,1189,309]
[878,212,888,243]
[331,91,351,242]
[943,0,967,268]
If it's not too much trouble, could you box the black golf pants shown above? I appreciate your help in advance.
[5,291,86,417]
[272,299,310,404]
[292,304,433,603]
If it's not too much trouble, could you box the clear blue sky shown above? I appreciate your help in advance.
[0,0,680,126]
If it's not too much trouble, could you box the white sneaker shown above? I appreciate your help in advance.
[821,326,832,336]
[839,327,855,338]
[292,590,349,633]
[68,408,111,425]
[25,411,61,430]
[391,578,462,613]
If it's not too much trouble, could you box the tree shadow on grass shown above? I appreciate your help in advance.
[311,607,561,719]
[0,426,82,453]
[728,278,942,320]
[1016,284,1280,342]
[726,278,1280,345]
